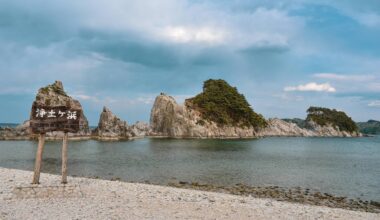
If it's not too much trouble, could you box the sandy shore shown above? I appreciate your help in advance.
[0,167,379,220]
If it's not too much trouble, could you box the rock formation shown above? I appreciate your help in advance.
[32,81,91,139]
[129,121,150,137]
[94,107,129,140]
[0,121,30,140]
[150,93,257,138]
[94,106,150,140]
[150,79,268,138]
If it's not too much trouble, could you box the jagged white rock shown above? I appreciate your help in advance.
[94,106,150,140]
[150,94,256,138]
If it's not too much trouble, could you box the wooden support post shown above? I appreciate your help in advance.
[61,132,68,184]
[32,133,45,184]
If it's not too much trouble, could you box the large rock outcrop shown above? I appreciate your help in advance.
[150,93,256,138]
[32,81,91,139]
[150,79,267,138]
[94,107,129,140]
[94,106,150,140]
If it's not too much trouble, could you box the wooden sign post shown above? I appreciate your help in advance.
[32,133,45,184]
[61,132,68,184]
[30,103,81,184]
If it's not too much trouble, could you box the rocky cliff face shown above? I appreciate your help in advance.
[32,81,91,138]
[129,121,150,137]
[150,94,361,138]
[94,106,150,140]
[150,94,256,138]
[94,107,129,140]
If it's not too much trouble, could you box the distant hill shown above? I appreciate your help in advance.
[357,120,380,135]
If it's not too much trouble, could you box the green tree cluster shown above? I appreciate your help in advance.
[186,79,267,129]
[306,107,358,132]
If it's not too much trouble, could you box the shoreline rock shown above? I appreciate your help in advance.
[168,181,380,213]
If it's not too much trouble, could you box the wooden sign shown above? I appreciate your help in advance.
[30,103,82,134]
[30,102,81,184]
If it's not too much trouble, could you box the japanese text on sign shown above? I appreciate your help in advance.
[35,108,77,120]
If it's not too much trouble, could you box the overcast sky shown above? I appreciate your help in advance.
[0,0,379,125]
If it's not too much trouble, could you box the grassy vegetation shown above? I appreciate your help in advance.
[186,79,267,128]
[306,107,358,132]
[39,82,67,96]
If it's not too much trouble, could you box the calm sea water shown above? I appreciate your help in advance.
[0,137,379,201]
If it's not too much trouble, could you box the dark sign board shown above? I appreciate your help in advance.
[30,103,82,134]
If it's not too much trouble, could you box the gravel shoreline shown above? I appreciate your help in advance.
[1,167,379,220]
[168,181,380,213]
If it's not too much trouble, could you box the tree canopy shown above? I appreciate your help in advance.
[306,107,358,132]
[186,79,267,129]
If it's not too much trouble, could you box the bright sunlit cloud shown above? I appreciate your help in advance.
[162,26,225,44]
[284,82,336,93]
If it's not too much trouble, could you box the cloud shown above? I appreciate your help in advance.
[1,0,380,123]
[313,73,376,81]
[284,82,336,92]
[368,100,380,107]
[162,26,225,44]
[354,12,380,27]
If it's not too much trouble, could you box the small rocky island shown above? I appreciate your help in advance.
[93,106,149,140]
[0,79,361,140]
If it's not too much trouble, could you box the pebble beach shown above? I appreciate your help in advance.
[1,167,379,220]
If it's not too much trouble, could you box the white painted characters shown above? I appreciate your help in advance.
[35,108,47,118]
[35,108,77,120]
[47,110,56,118]
[58,110,66,118]
[66,111,77,120]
